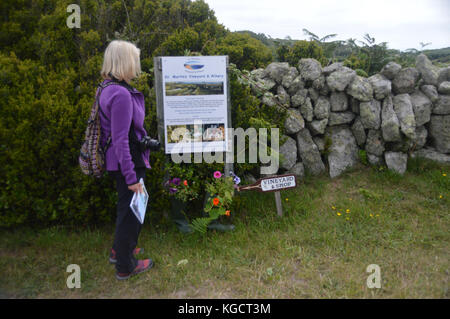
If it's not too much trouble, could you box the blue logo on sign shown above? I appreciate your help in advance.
[184,60,204,71]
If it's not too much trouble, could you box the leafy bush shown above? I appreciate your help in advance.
[214,33,273,70]
[0,52,113,227]
[0,0,285,228]
[282,40,328,66]
[190,170,238,234]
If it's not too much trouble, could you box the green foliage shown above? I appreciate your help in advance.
[163,162,202,202]
[358,188,382,201]
[355,69,369,77]
[0,52,114,227]
[283,40,328,66]
[422,47,450,64]
[155,27,200,56]
[275,44,290,62]
[342,34,390,76]
[227,69,286,177]
[344,53,370,74]
[359,150,368,166]
[191,172,236,234]
[0,0,280,228]
[244,29,450,70]
[214,33,272,70]
[321,135,333,156]
[204,175,235,211]
[190,217,211,234]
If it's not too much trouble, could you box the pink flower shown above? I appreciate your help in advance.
[213,171,222,179]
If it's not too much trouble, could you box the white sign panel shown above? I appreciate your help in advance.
[161,56,228,154]
[261,175,297,192]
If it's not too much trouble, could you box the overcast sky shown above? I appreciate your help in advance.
[204,0,450,51]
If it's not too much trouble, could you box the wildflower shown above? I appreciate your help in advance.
[337,212,341,216]
[183,180,188,186]
[285,198,289,202]
[171,178,181,186]
[346,217,350,221]
[376,214,380,217]
[225,210,231,216]
[213,197,220,206]
[213,171,222,179]
[443,173,447,177]
[229,171,240,182]
[346,209,350,213]
[370,213,374,218]
[332,206,336,210]
[439,195,443,199]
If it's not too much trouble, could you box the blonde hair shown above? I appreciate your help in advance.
[101,40,141,83]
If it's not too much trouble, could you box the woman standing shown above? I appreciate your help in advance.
[98,40,153,280]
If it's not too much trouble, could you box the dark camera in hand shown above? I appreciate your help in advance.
[139,136,161,152]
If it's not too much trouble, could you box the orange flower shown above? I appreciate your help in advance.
[213,197,220,206]
[225,210,231,216]
[183,180,188,186]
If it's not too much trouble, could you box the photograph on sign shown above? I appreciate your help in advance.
[165,81,224,96]
[161,56,228,154]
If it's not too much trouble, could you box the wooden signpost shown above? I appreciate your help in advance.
[237,174,297,217]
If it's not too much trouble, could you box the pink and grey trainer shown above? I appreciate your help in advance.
[109,247,144,264]
[115,259,154,280]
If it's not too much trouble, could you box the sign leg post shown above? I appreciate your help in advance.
[238,174,296,217]
[274,191,283,217]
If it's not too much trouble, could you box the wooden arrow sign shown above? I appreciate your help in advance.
[237,174,298,217]
[237,174,297,193]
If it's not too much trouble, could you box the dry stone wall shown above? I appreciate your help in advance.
[249,54,450,178]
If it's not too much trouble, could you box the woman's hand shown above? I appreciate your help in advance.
[128,182,144,194]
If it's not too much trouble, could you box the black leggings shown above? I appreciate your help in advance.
[110,167,146,273]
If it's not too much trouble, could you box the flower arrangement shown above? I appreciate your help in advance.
[163,162,241,234]
[163,162,202,202]
[163,177,199,202]
[189,170,240,234]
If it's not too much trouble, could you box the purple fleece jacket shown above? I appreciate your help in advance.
[98,79,151,185]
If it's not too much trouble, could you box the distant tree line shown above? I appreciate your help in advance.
[238,29,450,76]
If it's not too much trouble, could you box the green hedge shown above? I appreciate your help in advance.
[0,0,286,228]
[0,51,285,227]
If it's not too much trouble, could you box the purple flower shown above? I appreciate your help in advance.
[233,176,241,185]
[213,171,222,179]
[171,178,181,186]
[169,187,178,194]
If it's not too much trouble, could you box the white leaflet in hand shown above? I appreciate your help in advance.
[130,178,148,224]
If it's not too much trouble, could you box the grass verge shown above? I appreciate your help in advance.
[0,159,448,298]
